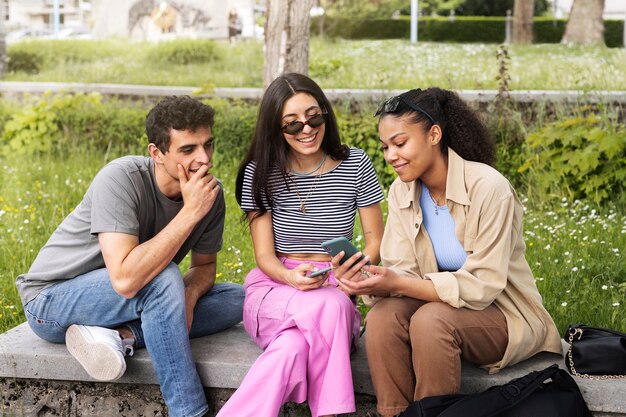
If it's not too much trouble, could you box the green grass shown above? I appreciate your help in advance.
[0,149,255,332]
[4,38,626,90]
[523,198,626,333]
[1,149,624,335]
[1,37,625,336]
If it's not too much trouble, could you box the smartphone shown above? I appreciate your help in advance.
[321,237,370,266]
[308,266,332,278]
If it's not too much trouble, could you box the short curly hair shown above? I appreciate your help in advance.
[145,95,215,153]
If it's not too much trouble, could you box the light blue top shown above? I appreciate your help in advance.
[420,182,467,271]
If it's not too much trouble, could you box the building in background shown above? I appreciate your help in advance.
[92,0,256,40]
[3,0,262,41]
[5,0,90,32]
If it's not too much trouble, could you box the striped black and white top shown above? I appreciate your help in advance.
[240,147,384,254]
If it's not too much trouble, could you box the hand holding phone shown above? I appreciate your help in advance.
[321,237,370,267]
[307,265,332,278]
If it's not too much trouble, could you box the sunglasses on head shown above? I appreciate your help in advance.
[374,90,436,125]
[281,113,327,135]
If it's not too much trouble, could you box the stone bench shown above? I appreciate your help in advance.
[1,322,625,416]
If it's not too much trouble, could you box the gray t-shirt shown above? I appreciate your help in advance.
[16,156,225,306]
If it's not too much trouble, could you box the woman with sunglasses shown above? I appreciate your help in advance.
[216,73,384,417]
[334,87,562,417]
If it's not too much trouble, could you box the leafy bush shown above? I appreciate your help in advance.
[484,107,528,186]
[309,58,343,78]
[0,93,146,156]
[1,95,61,155]
[7,40,122,73]
[55,96,146,155]
[205,97,257,167]
[335,106,396,189]
[532,17,624,46]
[0,94,255,163]
[603,19,626,48]
[147,39,221,65]
[0,101,19,134]
[312,16,625,47]
[2,95,625,207]
[453,0,549,16]
[520,109,626,205]
[7,49,44,74]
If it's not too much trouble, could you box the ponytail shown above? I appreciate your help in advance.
[431,88,496,166]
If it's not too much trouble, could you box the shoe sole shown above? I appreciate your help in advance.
[66,325,126,381]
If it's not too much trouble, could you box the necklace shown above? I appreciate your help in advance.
[291,168,324,213]
[427,187,446,216]
[290,152,327,176]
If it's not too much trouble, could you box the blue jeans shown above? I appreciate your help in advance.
[24,263,245,417]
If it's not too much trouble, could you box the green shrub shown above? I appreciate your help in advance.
[312,16,625,47]
[485,108,528,187]
[1,95,61,155]
[309,58,343,78]
[335,107,396,189]
[533,17,569,43]
[0,101,19,135]
[147,39,221,65]
[313,16,507,42]
[453,0,549,16]
[534,18,625,47]
[603,19,626,48]
[2,96,624,206]
[520,109,626,205]
[205,98,257,167]
[422,17,505,43]
[57,98,146,156]
[7,40,121,72]
[6,48,44,74]
[0,93,146,156]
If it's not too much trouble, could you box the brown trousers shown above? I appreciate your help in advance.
[365,297,508,417]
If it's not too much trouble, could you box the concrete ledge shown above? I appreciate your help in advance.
[1,322,625,416]
[1,81,626,104]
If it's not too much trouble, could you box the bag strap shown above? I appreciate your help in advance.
[568,323,626,339]
[438,365,563,417]
[566,327,626,380]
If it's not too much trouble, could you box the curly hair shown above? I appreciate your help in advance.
[378,87,496,166]
[145,95,215,153]
[235,73,349,216]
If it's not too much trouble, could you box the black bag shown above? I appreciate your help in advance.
[565,323,626,379]
[398,364,592,417]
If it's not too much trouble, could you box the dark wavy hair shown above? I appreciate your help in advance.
[377,87,496,166]
[145,95,215,153]
[235,73,349,218]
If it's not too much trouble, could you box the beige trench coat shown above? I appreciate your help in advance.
[368,148,562,373]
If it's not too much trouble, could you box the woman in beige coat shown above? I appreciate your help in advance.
[334,87,562,417]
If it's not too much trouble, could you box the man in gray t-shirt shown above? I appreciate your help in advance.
[16,96,244,417]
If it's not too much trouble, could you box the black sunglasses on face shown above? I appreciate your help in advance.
[374,90,436,125]
[281,113,327,135]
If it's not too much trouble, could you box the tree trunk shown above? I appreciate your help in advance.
[512,0,534,44]
[264,0,315,88]
[0,1,5,77]
[562,0,605,45]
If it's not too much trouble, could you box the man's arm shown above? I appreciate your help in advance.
[182,251,217,331]
[99,164,220,299]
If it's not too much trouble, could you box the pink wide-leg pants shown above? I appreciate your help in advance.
[216,258,361,417]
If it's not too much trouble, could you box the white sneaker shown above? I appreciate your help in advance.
[65,324,130,381]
